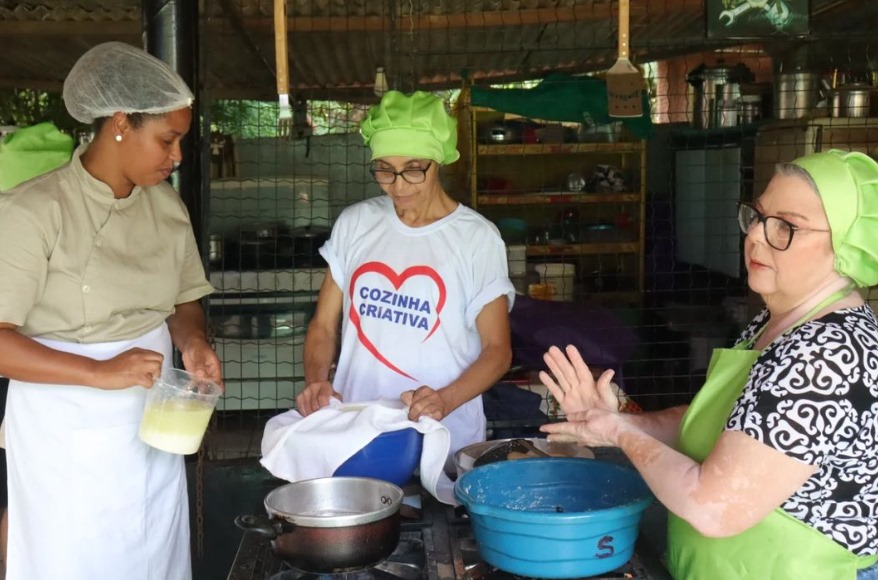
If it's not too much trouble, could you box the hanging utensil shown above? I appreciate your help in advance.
[273,0,293,138]
[605,0,644,118]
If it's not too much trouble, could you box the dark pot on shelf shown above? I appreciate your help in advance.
[291,226,330,268]
[226,238,278,270]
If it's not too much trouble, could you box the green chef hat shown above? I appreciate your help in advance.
[360,90,460,165]
[793,149,878,287]
[0,122,74,191]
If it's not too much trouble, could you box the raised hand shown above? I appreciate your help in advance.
[539,345,620,416]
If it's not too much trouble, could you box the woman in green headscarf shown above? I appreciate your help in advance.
[541,149,878,579]
[296,90,514,458]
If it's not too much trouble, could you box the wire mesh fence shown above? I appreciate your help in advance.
[198,0,878,460]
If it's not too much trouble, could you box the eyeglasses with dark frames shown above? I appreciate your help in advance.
[370,161,433,185]
[737,202,830,252]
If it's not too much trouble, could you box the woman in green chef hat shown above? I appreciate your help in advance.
[541,149,878,579]
[296,90,514,457]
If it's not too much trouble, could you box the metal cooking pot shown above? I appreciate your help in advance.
[831,84,873,118]
[235,477,404,573]
[686,62,753,128]
[478,122,522,144]
[208,234,224,268]
[775,72,821,119]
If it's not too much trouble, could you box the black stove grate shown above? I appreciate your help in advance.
[228,529,432,580]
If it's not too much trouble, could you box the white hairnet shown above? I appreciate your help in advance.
[62,41,194,124]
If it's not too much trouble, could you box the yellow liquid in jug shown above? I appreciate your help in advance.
[139,399,214,455]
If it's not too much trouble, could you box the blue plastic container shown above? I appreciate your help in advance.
[454,458,653,578]
[333,428,424,487]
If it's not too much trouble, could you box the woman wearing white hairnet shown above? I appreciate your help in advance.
[0,42,220,580]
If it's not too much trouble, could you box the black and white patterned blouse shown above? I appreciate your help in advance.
[727,305,878,555]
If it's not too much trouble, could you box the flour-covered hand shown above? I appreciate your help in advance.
[539,345,619,416]
[540,408,628,448]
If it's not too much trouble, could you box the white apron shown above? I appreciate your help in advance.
[5,323,191,580]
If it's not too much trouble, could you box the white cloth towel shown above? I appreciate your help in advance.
[260,398,456,504]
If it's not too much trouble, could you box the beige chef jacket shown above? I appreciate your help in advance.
[0,144,213,343]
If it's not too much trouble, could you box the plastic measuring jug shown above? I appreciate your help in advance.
[139,368,223,454]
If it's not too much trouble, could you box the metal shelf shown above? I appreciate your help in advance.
[477,141,644,156]
[526,242,640,256]
[477,192,641,205]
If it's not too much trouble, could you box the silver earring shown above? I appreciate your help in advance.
[115,134,122,142]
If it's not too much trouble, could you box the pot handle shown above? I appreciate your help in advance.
[234,514,293,538]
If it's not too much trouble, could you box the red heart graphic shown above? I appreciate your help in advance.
[349,262,446,380]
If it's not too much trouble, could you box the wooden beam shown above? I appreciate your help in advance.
[243,1,702,33]
[0,78,64,91]
[0,0,705,38]
[0,20,139,36]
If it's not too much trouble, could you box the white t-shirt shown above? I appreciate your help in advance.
[320,196,515,455]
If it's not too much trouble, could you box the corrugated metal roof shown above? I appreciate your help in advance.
[0,0,871,101]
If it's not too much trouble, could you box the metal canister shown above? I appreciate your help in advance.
[774,72,821,119]
[208,234,224,267]
[687,64,733,128]
[687,63,754,128]
[831,84,873,118]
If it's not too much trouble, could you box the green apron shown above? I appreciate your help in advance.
[667,290,878,580]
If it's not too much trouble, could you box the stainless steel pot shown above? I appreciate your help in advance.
[478,122,522,144]
[831,84,873,118]
[235,477,404,573]
[775,72,822,119]
[208,234,224,267]
[687,63,753,129]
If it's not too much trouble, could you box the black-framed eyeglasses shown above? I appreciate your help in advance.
[737,202,830,252]
[370,162,433,185]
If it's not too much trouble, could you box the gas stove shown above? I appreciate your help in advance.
[227,488,670,580]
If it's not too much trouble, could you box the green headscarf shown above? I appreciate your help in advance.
[792,149,878,287]
[360,90,459,165]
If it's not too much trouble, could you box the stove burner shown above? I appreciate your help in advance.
[229,529,430,580]
[271,538,427,580]
[268,563,421,580]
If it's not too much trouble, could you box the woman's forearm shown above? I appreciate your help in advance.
[303,321,339,384]
[0,327,99,386]
[439,342,512,414]
[625,405,688,448]
[615,424,707,526]
[166,300,209,352]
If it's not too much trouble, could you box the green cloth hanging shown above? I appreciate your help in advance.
[0,122,75,191]
[470,73,652,139]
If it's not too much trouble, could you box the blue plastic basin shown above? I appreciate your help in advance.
[454,457,653,578]
[333,428,424,487]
